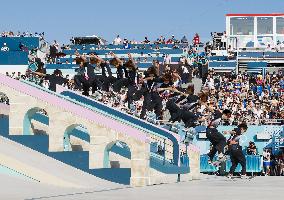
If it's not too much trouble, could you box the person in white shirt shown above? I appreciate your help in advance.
[1,43,9,51]
[164,54,171,64]
[113,35,122,45]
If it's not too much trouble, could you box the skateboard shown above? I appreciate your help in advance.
[226,176,255,181]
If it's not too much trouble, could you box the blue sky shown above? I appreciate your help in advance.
[0,0,284,44]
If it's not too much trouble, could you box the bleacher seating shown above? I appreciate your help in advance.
[239,51,284,59]
[208,56,229,61]
[247,61,267,74]
[208,61,237,71]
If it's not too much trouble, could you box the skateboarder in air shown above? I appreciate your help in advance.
[225,123,248,179]
[206,109,232,164]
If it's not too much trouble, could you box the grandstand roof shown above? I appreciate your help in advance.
[226,13,284,17]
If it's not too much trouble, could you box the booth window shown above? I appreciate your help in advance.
[276,17,284,34]
[257,17,273,35]
[230,17,254,35]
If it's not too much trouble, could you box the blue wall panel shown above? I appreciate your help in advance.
[0,37,39,51]
[0,52,28,65]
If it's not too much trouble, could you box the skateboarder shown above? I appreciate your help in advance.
[225,123,248,179]
[206,109,232,164]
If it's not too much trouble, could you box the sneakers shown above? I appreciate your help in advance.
[227,174,233,179]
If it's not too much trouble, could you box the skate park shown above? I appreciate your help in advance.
[0,1,284,199]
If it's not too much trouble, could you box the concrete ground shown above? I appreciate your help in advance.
[0,174,283,200]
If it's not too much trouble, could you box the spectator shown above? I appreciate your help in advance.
[247,141,257,155]
[263,149,271,176]
[181,35,188,44]
[193,33,200,46]
[143,37,150,44]
[113,35,122,45]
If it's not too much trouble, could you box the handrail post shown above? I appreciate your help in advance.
[163,138,166,165]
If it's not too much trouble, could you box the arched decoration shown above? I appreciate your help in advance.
[104,140,131,168]
[63,124,90,151]
[23,107,49,135]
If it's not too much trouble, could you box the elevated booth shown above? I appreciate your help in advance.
[73,36,104,45]
[226,13,284,49]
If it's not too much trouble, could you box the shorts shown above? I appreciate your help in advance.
[263,161,271,168]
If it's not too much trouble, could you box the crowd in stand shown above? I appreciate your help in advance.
[201,70,284,125]
[111,34,195,45]
[1,31,44,38]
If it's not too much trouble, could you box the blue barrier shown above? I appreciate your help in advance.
[247,62,267,68]
[239,51,284,58]
[239,52,264,58]
[0,51,28,65]
[201,155,262,173]
[200,155,218,172]
[208,61,237,69]
[209,56,228,61]
[0,37,39,51]
[264,52,284,58]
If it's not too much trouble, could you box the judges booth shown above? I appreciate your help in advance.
[226,13,284,49]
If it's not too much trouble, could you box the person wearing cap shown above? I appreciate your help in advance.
[1,43,9,51]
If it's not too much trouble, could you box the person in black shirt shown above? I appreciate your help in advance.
[174,84,199,111]
[74,60,90,96]
[115,54,139,108]
[134,66,163,119]
[113,53,137,93]
[206,109,232,164]
[225,123,248,178]
[166,99,198,128]
[34,69,68,92]
[90,54,113,92]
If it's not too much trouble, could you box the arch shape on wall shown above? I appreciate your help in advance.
[23,107,49,135]
[63,124,90,151]
[104,140,131,168]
